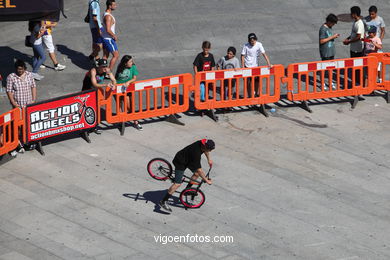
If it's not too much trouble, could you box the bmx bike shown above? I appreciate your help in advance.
[147,158,211,208]
[74,95,96,126]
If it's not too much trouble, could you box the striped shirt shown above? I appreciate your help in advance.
[6,71,36,107]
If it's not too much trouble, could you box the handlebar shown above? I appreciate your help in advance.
[74,95,90,102]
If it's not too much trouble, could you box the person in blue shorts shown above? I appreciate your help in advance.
[102,0,119,71]
[88,0,104,63]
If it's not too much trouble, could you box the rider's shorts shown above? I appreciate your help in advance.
[174,169,185,184]
[174,168,197,184]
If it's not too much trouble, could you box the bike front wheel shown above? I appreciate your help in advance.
[180,188,206,208]
[147,158,173,181]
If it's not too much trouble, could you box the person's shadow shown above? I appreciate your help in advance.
[56,44,91,70]
[0,46,32,87]
[123,189,185,214]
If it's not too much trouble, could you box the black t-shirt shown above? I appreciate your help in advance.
[82,70,106,91]
[193,52,216,72]
[173,140,204,171]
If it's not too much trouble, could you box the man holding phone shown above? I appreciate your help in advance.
[319,13,339,61]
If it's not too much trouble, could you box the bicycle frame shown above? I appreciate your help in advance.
[190,168,211,190]
[167,168,211,187]
[74,95,89,115]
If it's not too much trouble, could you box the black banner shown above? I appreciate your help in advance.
[0,0,65,22]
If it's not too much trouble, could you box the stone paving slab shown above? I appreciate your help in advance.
[1,94,390,259]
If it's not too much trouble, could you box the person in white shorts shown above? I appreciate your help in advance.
[41,21,66,71]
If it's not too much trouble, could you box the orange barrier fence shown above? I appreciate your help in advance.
[0,108,24,156]
[2,55,390,158]
[193,65,284,112]
[284,56,378,110]
[368,53,390,93]
[98,73,192,131]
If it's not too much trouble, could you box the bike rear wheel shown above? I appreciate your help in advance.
[147,158,173,181]
[180,188,205,208]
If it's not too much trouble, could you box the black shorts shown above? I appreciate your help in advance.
[174,168,196,184]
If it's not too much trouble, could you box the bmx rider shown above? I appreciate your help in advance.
[159,139,215,212]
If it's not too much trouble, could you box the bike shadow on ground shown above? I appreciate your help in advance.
[123,190,185,214]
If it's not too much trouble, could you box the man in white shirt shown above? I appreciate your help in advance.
[365,5,385,41]
[102,0,119,71]
[241,33,272,98]
[364,5,385,82]
[343,6,365,86]
[343,6,365,58]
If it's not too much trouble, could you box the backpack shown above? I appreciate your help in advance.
[84,0,99,23]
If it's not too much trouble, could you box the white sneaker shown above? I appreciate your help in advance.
[54,64,66,71]
[377,78,382,83]
[40,64,46,69]
[134,123,143,131]
[32,73,44,81]
[10,150,17,157]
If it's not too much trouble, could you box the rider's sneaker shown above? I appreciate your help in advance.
[159,200,172,212]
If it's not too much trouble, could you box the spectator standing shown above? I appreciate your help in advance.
[319,14,340,61]
[115,55,142,130]
[88,0,103,63]
[343,6,365,58]
[41,20,66,71]
[82,58,116,91]
[343,6,365,86]
[364,6,385,41]
[193,41,216,102]
[319,14,339,90]
[365,5,385,83]
[102,0,119,71]
[364,26,382,55]
[28,21,46,80]
[6,60,36,108]
[241,33,272,98]
[217,46,240,100]
[364,26,383,85]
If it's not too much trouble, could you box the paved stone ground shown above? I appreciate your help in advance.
[1,0,390,259]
